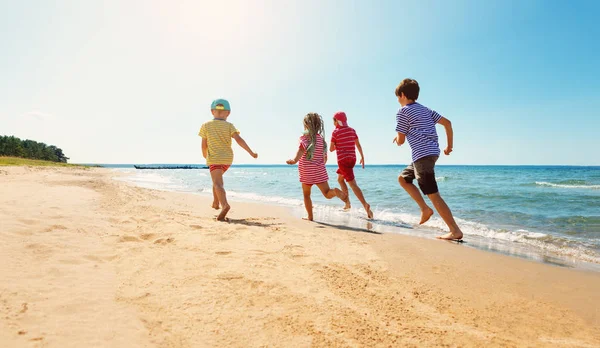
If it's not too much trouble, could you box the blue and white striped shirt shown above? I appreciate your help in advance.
[395,102,442,162]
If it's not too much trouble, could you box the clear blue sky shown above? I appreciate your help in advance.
[1,0,599,165]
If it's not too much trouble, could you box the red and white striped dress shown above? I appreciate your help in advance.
[298,134,328,185]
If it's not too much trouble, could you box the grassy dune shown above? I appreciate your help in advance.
[0,157,84,167]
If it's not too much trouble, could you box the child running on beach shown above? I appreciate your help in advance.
[330,111,373,219]
[199,99,258,221]
[393,79,464,240]
[286,112,347,221]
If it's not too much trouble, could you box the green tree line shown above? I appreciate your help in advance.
[0,135,69,163]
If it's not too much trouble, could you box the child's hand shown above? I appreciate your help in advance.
[251,152,258,159]
[286,159,297,165]
[392,137,402,146]
[360,157,365,169]
[444,147,453,155]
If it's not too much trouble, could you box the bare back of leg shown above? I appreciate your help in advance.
[338,175,351,209]
[210,169,230,221]
[212,186,220,210]
[348,180,373,219]
[302,184,314,221]
[398,175,434,224]
[428,192,463,240]
[316,182,347,201]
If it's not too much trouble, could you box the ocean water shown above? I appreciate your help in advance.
[109,164,600,271]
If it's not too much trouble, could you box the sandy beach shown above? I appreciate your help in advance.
[1,166,599,347]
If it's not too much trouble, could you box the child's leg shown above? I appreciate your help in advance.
[212,186,219,210]
[428,192,463,240]
[412,156,461,238]
[302,184,314,221]
[337,175,351,209]
[315,182,347,201]
[210,169,230,221]
[398,165,434,224]
[347,180,373,219]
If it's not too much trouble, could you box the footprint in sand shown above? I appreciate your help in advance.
[283,245,306,258]
[189,224,203,230]
[215,251,232,255]
[83,255,103,263]
[18,218,38,225]
[59,259,85,265]
[217,272,244,280]
[43,225,68,232]
[153,237,174,245]
[119,235,142,243]
[139,233,156,241]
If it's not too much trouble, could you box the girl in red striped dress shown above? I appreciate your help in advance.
[286,113,347,221]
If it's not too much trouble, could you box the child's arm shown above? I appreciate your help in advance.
[201,138,208,159]
[355,138,365,168]
[329,141,336,152]
[232,133,258,158]
[393,133,406,146]
[437,117,454,155]
[286,147,305,165]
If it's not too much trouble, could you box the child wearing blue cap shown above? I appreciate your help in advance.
[199,99,258,221]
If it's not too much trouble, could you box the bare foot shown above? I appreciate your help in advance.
[217,204,230,221]
[211,202,220,210]
[302,216,313,221]
[342,194,351,210]
[420,207,434,224]
[436,231,463,240]
[364,204,374,219]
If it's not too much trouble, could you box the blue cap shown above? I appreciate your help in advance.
[211,99,230,111]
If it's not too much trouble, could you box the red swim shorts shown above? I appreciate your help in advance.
[209,164,231,173]
[336,158,356,182]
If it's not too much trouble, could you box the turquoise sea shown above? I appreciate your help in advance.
[107,164,600,271]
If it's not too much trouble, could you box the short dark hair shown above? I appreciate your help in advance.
[395,78,420,100]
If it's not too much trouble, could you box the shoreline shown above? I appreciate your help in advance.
[113,167,600,272]
[1,166,599,347]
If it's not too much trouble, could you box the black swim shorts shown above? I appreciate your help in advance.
[400,155,439,195]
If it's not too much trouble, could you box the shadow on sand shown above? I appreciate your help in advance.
[226,218,283,229]
[313,221,383,235]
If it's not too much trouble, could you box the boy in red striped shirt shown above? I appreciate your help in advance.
[330,111,373,219]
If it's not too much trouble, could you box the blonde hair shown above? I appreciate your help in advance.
[303,112,326,160]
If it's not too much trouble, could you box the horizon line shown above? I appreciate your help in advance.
[78,163,600,167]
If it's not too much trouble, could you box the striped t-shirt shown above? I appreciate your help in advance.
[298,134,328,185]
[198,119,239,165]
[331,126,358,162]
[395,102,442,162]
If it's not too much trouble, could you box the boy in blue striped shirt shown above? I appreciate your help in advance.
[393,78,463,241]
